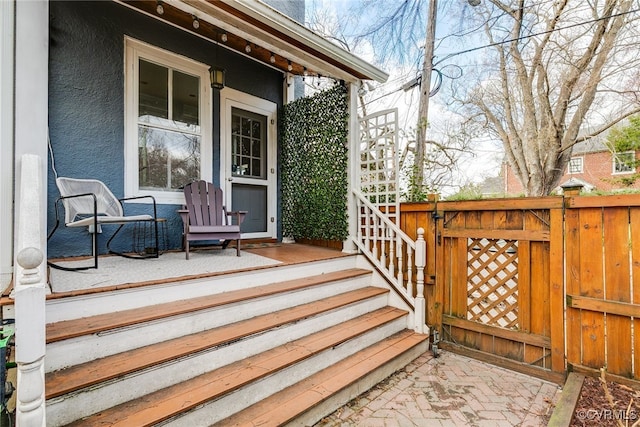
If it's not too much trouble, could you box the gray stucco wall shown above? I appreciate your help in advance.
[47,1,284,257]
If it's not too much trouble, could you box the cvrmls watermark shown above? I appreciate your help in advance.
[575,409,638,421]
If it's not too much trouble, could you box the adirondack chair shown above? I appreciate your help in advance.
[180,180,246,259]
[47,177,159,271]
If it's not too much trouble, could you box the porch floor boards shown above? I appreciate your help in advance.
[45,268,370,344]
[64,307,410,427]
[45,282,386,400]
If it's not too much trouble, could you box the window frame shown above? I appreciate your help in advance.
[567,156,583,174]
[124,37,212,204]
[612,150,636,175]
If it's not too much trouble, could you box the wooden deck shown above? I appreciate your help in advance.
[244,243,347,264]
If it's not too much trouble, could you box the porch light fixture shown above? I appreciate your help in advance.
[192,16,200,29]
[245,42,252,53]
[210,32,225,90]
[287,60,293,72]
[209,66,225,90]
[221,33,228,43]
[270,52,276,64]
[156,1,164,15]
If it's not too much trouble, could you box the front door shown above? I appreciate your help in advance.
[220,89,277,239]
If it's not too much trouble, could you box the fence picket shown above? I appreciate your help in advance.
[631,207,640,380]
[604,207,632,377]
[578,208,606,369]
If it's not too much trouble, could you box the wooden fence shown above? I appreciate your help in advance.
[400,193,640,385]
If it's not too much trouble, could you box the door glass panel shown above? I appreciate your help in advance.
[231,108,266,179]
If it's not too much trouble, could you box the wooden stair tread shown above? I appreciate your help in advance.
[46,286,390,399]
[46,268,370,343]
[219,330,428,427]
[65,307,409,427]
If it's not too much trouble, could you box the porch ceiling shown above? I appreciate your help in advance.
[117,0,389,84]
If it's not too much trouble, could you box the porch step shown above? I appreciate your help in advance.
[46,268,371,343]
[44,261,427,426]
[216,330,428,427]
[64,308,412,426]
[45,286,390,399]
[45,268,373,371]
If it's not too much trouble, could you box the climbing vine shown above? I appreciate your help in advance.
[281,84,348,241]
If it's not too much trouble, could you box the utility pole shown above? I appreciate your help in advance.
[414,0,438,194]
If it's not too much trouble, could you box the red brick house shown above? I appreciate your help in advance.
[504,135,640,194]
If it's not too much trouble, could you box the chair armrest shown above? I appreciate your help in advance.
[177,209,189,225]
[227,210,248,226]
[119,195,157,220]
[50,193,98,233]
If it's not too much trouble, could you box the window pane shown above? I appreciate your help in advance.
[139,60,168,121]
[138,126,200,191]
[568,157,582,174]
[615,152,635,173]
[231,108,267,179]
[172,71,199,126]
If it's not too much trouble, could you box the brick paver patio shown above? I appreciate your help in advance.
[315,350,561,426]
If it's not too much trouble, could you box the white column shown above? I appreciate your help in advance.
[342,81,360,253]
[14,0,49,282]
[0,0,15,294]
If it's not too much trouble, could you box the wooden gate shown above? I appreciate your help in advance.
[432,199,565,383]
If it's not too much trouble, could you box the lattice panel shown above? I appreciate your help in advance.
[467,238,519,329]
[359,108,399,224]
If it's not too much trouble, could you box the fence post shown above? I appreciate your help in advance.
[414,227,426,334]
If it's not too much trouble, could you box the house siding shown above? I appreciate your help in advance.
[504,150,640,194]
[47,1,285,257]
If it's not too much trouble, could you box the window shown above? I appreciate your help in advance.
[568,157,583,174]
[613,151,636,174]
[125,38,211,204]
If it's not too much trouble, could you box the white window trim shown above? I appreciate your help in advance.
[612,150,636,175]
[568,156,583,174]
[124,37,212,204]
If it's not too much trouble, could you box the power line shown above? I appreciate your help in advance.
[434,6,640,66]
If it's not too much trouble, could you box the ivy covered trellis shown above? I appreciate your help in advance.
[281,84,348,241]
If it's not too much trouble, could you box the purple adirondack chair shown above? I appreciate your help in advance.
[179,181,246,259]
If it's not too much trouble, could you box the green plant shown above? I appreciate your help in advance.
[281,85,348,241]
[401,164,429,202]
[606,115,640,186]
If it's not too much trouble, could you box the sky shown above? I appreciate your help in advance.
[305,0,505,195]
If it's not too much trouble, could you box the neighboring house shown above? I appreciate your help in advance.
[503,134,640,194]
[0,0,389,290]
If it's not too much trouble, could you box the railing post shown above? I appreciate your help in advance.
[414,227,426,334]
[15,247,46,427]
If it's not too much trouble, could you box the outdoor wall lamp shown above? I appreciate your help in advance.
[209,66,225,90]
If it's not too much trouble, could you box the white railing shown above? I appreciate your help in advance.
[13,154,47,426]
[352,189,426,333]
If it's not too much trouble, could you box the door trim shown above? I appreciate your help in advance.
[219,88,277,239]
